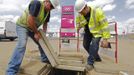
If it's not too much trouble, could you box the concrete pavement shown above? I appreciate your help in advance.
[0,37,134,75]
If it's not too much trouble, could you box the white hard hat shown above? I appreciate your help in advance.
[50,0,59,8]
[39,0,45,1]
[75,0,86,12]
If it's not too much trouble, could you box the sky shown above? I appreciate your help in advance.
[0,0,134,34]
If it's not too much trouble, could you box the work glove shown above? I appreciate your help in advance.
[100,39,111,48]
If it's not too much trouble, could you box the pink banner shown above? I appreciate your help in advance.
[60,6,75,37]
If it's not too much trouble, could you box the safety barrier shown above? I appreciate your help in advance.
[100,21,118,63]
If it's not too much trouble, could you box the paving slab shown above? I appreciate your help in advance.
[19,60,50,75]
[39,29,88,71]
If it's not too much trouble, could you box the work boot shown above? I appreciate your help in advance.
[86,64,94,71]
[42,60,50,64]
[95,58,102,62]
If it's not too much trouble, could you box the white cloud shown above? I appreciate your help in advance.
[87,0,116,11]
[3,0,30,5]
[0,0,30,15]
[57,5,61,12]
[48,15,60,29]
[0,15,14,21]
[129,5,134,9]
[126,0,134,9]
[0,0,3,3]
[87,0,114,7]
[103,4,116,11]
[126,0,134,5]
[0,4,22,13]
[0,15,14,18]
[50,16,60,23]
[125,18,134,24]
[12,16,19,23]
[107,16,116,22]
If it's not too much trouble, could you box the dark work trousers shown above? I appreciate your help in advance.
[83,32,101,65]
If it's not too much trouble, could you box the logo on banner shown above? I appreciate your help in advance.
[64,7,72,11]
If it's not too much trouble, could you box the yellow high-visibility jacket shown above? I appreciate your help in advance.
[16,0,49,29]
[76,6,111,39]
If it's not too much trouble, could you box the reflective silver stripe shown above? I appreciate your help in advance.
[89,7,97,31]
[98,18,107,25]
[80,20,87,25]
[90,7,108,33]
[88,7,109,37]
[78,14,83,21]
[78,14,87,27]
[93,8,97,28]
[99,28,109,35]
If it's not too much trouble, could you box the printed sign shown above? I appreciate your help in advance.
[61,6,75,37]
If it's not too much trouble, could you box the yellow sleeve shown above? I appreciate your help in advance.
[76,14,87,30]
[96,8,111,39]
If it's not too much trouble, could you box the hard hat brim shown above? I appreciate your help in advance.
[78,4,86,12]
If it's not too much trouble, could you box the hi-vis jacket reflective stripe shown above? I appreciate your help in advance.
[16,1,49,29]
[76,6,111,39]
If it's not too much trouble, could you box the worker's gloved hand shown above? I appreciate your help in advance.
[34,32,41,41]
[100,39,111,48]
